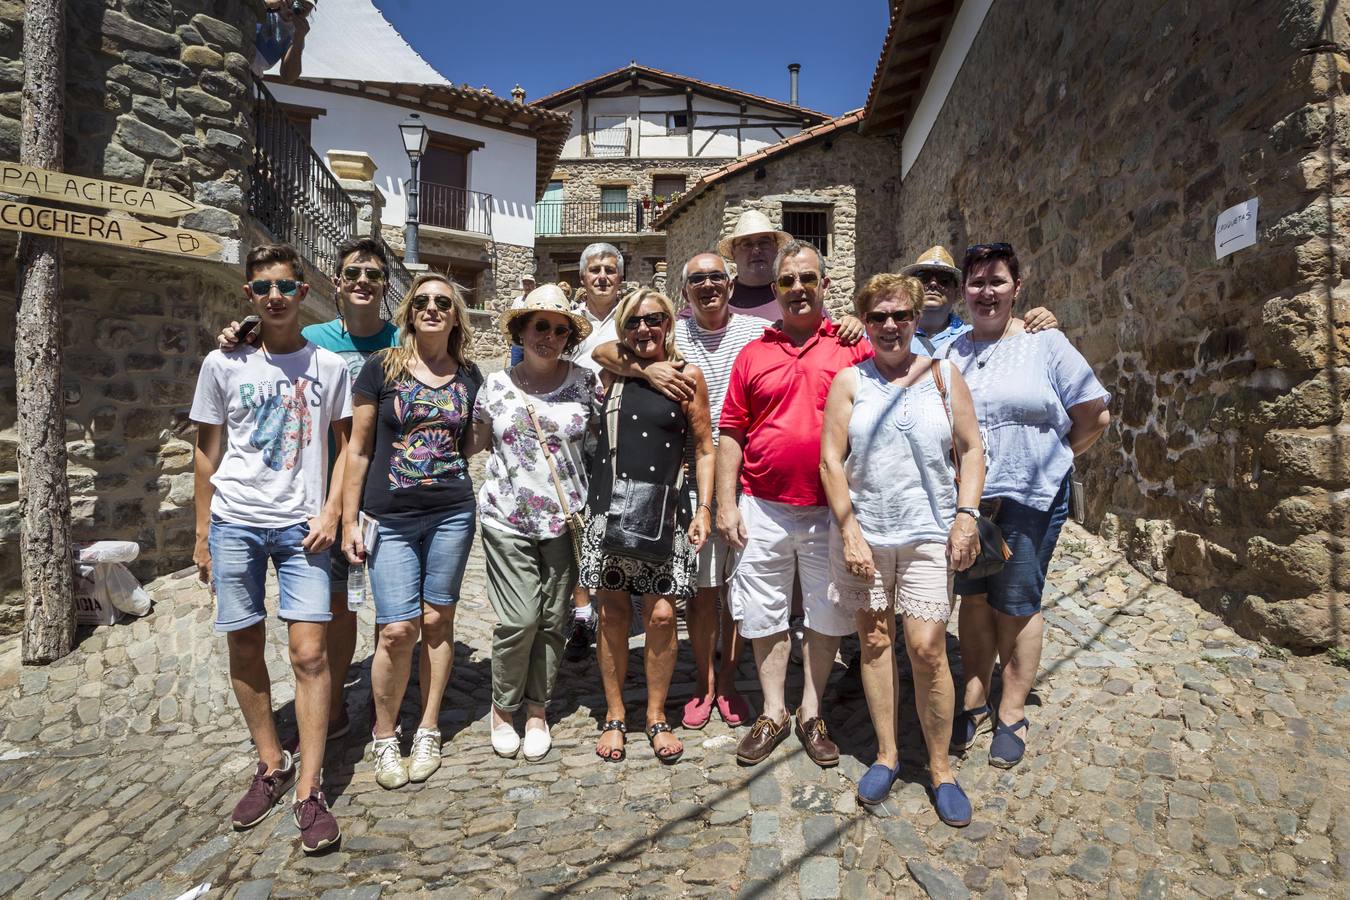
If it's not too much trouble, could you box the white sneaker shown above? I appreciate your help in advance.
[371,736,408,790]
[492,722,521,758]
[522,723,551,762]
[408,728,442,783]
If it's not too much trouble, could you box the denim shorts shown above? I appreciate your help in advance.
[368,507,476,624]
[208,517,332,632]
[953,472,1072,617]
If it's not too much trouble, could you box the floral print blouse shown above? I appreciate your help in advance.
[473,362,603,539]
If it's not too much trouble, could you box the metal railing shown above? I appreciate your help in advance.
[418,181,493,236]
[535,200,655,236]
[377,234,412,317]
[249,76,358,276]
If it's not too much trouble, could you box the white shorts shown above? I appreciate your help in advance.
[827,530,954,623]
[692,495,730,589]
[727,495,856,639]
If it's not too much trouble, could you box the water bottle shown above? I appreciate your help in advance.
[347,560,367,611]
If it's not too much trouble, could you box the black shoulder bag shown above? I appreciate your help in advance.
[600,378,685,563]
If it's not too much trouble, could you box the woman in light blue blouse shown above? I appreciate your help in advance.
[947,243,1111,769]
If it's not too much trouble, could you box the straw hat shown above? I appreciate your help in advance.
[499,284,592,339]
[900,245,962,278]
[717,210,791,259]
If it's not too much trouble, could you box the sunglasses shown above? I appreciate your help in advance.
[865,309,917,326]
[341,265,386,283]
[686,271,729,286]
[775,271,821,290]
[249,278,301,297]
[964,242,1014,258]
[623,312,669,330]
[411,294,453,312]
[917,271,958,287]
[532,319,572,338]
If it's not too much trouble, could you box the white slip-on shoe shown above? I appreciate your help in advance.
[492,722,521,758]
[522,723,552,762]
[408,728,442,783]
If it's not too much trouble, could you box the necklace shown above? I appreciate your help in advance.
[514,364,560,395]
[973,318,1013,369]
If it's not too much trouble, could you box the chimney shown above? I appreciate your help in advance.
[511,84,526,103]
[788,63,800,106]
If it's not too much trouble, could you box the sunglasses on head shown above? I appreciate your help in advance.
[964,242,1014,259]
[341,265,386,283]
[686,271,729,286]
[532,319,571,338]
[623,312,669,330]
[249,278,301,297]
[775,271,820,290]
[865,309,917,326]
[411,294,453,312]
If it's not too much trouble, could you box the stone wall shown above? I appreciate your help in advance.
[663,128,903,318]
[0,0,266,631]
[553,157,732,206]
[892,0,1347,648]
[533,234,668,291]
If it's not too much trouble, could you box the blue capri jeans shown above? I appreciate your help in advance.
[953,472,1072,617]
[367,507,476,625]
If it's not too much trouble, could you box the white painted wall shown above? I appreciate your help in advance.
[269,82,539,247]
[900,0,994,177]
[553,80,808,159]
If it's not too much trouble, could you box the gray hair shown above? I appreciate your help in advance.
[579,242,624,277]
[679,249,730,299]
[773,239,827,276]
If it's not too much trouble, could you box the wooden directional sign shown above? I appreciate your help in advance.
[0,200,227,259]
[0,163,199,218]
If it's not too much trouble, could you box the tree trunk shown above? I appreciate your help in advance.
[17,0,72,664]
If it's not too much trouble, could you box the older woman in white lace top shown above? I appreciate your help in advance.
[820,273,985,822]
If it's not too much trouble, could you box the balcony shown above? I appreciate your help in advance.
[535,201,662,237]
[418,181,493,237]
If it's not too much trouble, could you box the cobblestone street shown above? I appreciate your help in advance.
[0,519,1347,899]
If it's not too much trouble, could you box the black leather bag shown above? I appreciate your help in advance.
[931,359,1012,578]
[599,379,684,563]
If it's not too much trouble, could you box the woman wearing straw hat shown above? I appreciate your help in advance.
[468,285,602,761]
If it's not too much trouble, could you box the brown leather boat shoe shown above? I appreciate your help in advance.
[795,715,840,767]
[736,713,791,765]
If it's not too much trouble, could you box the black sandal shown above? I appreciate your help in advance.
[648,722,684,765]
[597,720,626,762]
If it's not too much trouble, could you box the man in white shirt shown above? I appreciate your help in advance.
[568,242,624,375]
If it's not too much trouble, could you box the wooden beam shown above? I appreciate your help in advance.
[580,88,590,157]
[685,87,694,157]
[904,0,955,25]
[738,101,746,157]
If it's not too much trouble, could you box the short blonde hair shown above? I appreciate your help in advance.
[615,288,682,364]
[853,273,922,319]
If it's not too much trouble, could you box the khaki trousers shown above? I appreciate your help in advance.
[483,525,577,712]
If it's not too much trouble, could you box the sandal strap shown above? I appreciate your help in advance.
[994,717,1028,735]
[601,720,627,734]
[647,722,673,737]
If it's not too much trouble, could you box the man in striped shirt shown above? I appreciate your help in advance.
[592,251,763,728]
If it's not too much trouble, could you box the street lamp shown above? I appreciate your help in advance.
[399,113,429,266]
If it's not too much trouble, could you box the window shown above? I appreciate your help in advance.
[651,175,686,201]
[665,112,689,135]
[782,205,831,256]
[600,186,629,214]
[591,116,629,157]
[279,103,323,144]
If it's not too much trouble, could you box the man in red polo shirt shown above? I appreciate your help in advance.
[716,240,873,768]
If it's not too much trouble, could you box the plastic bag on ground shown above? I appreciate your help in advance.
[74,541,140,565]
[102,562,151,616]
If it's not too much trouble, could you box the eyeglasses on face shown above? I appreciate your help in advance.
[249,278,301,297]
[686,271,729,286]
[411,294,453,312]
[623,312,669,331]
[864,309,917,326]
[341,265,386,283]
[532,319,572,338]
[775,271,821,290]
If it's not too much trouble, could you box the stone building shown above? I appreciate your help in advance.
[0,0,401,631]
[263,0,570,357]
[656,110,902,317]
[529,63,827,288]
[657,1,1348,649]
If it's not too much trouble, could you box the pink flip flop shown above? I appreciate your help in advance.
[682,694,715,729]
[716,692,752,727]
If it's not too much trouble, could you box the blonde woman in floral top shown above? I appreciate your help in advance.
[469,285,601,762]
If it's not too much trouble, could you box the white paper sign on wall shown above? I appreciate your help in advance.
[1215,198,1258,260]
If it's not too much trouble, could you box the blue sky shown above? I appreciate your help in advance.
[372,0,889,116]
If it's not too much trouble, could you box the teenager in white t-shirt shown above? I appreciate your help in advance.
[191,243,351,854]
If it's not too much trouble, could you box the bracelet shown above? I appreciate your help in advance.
[697,503,711,514]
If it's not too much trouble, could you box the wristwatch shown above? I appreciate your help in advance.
[956,506,982,520]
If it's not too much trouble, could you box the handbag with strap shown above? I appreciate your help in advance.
[930,359,1012,579]
[599,378,685,564]
[523,400,585,569]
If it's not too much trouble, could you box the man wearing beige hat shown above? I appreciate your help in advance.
[902,245,1056,356]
